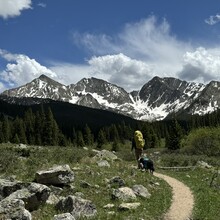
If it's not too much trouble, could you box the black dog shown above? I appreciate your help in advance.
[139,157,155,174]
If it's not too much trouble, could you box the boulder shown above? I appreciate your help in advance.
[0,178,23,200]
[118,202,141,211]
[56,195,97,219]
[94,150,118,161]
[0,198,32,220]
[6,182,50,211]
[97,160,110,167]
[112,187,136,201]
[132,185,151,198]
[35,164,74,186]
[108,176,125,187]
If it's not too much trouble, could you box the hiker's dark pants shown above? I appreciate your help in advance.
[135,148,143,168]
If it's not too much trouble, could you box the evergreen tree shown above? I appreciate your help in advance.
[109,124,119,142]
[24,108,35,144]
[2,116,10,142]
[13,117,27,144]
[76,130,85,147]
[0,122,4,143]
[84,124,94,146]
[44,107,59,146]
[72,127,77,146]
[13,134,20,144]
[35,111,42,145]
[165,119,183,150]
[97,129,107,149]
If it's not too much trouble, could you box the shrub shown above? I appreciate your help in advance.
[181,127,220,156]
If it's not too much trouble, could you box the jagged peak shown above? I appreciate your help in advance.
[34,74,64,87]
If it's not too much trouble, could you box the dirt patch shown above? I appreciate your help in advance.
[154,172,194,220]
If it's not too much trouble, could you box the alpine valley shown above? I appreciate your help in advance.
[1,74,220,121]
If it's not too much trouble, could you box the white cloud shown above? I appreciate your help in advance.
[178,47,220,82]
[50,53,154,91]
[37,3,46,8]
[0,49,57,89]
[73,15,192,77]
[88,54,154,91]
[205,14,220,25]
[50,62,92,85]
[2,16,220,93]
[0,0,32,19]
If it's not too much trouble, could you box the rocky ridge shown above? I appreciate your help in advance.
[1,74,220,121]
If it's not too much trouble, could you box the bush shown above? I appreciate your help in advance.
[160,153,220,167]
[181,127,220,156]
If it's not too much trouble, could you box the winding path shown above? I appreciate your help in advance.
[154,172,194,220]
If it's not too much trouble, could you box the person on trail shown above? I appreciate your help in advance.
[131,130,145,169]
[139,153,155,174]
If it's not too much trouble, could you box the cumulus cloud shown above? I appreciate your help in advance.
[88,54,154,91]
[50,62,92,85]
[73,15,192,77]
[205,14,220,25]
[0,0,32,19]
[178,47,220,82]
[0,49,57,90]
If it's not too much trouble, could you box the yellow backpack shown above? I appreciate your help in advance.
[134,130,145,149]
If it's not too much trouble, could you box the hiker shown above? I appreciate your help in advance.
[131,130,145,169]
[139,153,155,174]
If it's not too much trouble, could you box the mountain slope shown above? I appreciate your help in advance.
[1,74,220,121]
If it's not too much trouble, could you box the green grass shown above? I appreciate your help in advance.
[0,143,172,220]
[1,142,219,220]
[160,168,220,220]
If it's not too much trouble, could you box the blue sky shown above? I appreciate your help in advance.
[1,0,220,92]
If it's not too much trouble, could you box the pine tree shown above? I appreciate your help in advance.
[109,124,119,142]
[76,130,85,147]
[24,108,35,144]
[13,134,20,144]
[84,124,94,146]
[35,111,42,145]
[44,107,59,146]
[97,129,107,149]
[72,127,77,146]
[0,122,4,143]
[13,117,27,144]
[166,119,183,150]
[2,116,11,143]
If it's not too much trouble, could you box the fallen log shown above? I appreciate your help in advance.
[157,166,196,171]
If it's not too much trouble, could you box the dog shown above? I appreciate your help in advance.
[139,156,155,174]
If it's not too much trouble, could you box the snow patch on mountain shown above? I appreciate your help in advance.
[2,74,220,121]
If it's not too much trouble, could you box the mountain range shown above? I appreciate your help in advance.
[1,74,220,121]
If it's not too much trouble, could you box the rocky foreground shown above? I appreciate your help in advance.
[0,149,152,220]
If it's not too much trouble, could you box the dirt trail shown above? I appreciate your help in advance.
[154,172,194,220]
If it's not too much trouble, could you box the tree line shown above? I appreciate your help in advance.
[1,104,220,149]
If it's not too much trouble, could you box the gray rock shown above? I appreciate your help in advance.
[0,198,32,220]
[112,187,136,201]
[56,195,97,219]
[118,202,141,211]
[132,185,151,198]
[35,164,74,186]
[94,150,118,161]
[6,182,50,211]
[53,213,75,220]
[197,161,212,169]
[109,176,125,187]
[0,178,23,201]
[80,181,92,188]
[97,160,110,167]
